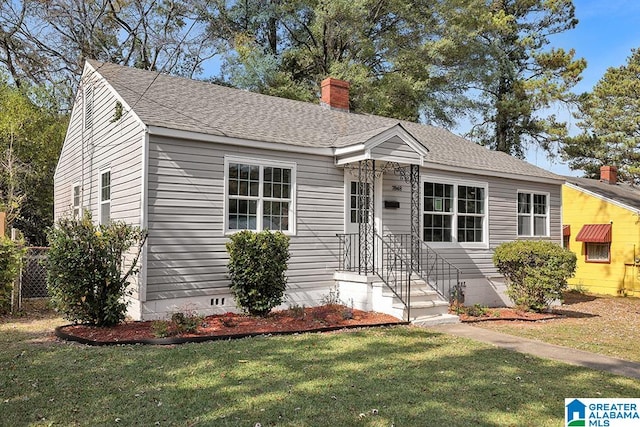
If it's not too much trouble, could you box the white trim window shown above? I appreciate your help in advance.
[225,157,296,233]
[72,183,81,218]
[422,179,487,245]
[100,170,111,224]
[517,192,549,236]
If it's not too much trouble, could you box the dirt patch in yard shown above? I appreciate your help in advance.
[56,305,403,345]
[455,291,614,323]
[458,307,561,322]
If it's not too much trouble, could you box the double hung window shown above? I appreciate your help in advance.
[226,158,295,233]
[72,183,81,218]
[100,170,111,224]
[517,192,548,236]
[422,180,486,244]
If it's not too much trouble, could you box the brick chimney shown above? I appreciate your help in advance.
[600,165,618,184]
[321,77,350,112]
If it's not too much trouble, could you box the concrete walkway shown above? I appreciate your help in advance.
[429,323,640,380]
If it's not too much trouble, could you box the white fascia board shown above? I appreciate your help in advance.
[148,126,334,157]
[335,153,369,165]
[425,161,565,186]
[334,144,366,156]
[54,61,147,180]
[564,182,640,214]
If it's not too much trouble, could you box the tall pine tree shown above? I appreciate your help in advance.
[562,48,640,183]
[435,0,586,157]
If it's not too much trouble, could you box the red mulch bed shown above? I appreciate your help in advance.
[457,307,561,323]
[56,305,403,345]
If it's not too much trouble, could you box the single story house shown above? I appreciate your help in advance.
[54,60,564,322]
[563,166,640,296]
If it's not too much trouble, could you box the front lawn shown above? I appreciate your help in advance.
[1,314,639,426]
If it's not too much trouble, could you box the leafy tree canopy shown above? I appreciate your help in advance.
[445,0,586,157]
[562,48,640,183]
[0,75,67,244]
[1,0,216,109]
[203,0,464,124]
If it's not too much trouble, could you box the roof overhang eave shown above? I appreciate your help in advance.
[425,161,566,186]
[564,182,640,214]
[147,125,335,156]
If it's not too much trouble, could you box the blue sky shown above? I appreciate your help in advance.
[523,0,640,176]
[201,1,639,177]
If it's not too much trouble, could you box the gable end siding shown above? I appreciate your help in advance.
[54,70,145,304]
[54,73,144,225]
[370,136,422,164]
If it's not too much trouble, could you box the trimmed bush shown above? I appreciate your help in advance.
[0,237,25,314]
[226,230,290,316]
[46,212,146,326]
[493,240,576,312]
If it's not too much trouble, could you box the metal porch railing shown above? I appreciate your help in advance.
[384,234,462,302]
[337,233,411,320]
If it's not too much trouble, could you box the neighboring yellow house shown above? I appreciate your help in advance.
[563,166,640,296]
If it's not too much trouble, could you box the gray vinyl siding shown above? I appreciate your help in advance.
[381,172,411,236]
[145,136,344,301]
[54,70,144,226]
[371,137,422,164]
[417,169,562,278]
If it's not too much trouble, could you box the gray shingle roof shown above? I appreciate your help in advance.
[88,60,561,182]
[564,176,640,211]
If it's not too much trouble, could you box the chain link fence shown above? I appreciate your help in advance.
[14,247,50,311]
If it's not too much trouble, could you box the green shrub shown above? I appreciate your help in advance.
[493,240,577,312]
[46,212,146,326]
[465,303,488,317]
[170,310,202,334]
[226,230,290,316]
[0,237,25,314]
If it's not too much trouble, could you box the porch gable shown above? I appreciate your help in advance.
[334,124,427,166]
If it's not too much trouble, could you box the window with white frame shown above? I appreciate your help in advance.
[517,192,548,236]
[100,170,111,224]
[72,183,81,218]
[226,158,295,232]
[422,180,486,243]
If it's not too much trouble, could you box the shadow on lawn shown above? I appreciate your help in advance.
[4,326,640,426]
[551,309,598,319]
[562,291,598,305]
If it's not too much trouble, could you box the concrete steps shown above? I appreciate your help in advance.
[334,271,459,326]
[379,278,459,325]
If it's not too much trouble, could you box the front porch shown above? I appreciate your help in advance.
[333,126,464,324]
[335,233,462,325]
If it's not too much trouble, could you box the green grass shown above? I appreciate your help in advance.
[1,317,640,426]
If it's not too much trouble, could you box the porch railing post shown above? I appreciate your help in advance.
[410,164,420,272]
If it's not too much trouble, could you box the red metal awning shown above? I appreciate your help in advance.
[575,224,612,243]
[563,225,571,236]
